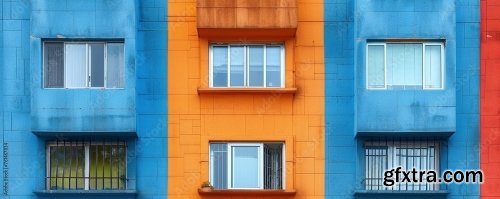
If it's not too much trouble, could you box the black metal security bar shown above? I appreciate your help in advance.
[364,137,441,191]
[264,143,283,189]
[46,139,127,190]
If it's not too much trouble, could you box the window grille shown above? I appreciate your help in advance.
[364,137,441,191]
[46,139,127,190]
[209,142,284,189]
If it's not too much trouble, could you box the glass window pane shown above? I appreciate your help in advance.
[90,43,105,87]
[387,44,423,88]
[49,146,84,190]
[266,46,281,87]
[404,44,423,86]
[210,143,228,189]
[263,143,283,189]
[249,46,264,87]
[90,144,126,190]
[424,45,442,89]
[232,146,260,188]
[213,46,228,87]
[367,45,385,88]
[230,46,245,87]
[44,43,64,88]
[112,145,126,190]
[65,44,87,88]
[106,43,124,88]
[364,147,388,190]
[89,145,101,189]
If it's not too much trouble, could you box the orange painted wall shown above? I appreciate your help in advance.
[481,0,500,198]
[167,0,325,198]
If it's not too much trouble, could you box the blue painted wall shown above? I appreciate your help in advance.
[2,0,35,197]
[356,0,457,132]
[135,0,168,198]
[325,0,480,198]
[325,0,357,197]
[0,0,167,198]
[30,0,137,132]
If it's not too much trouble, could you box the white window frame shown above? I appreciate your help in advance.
[45,142,128,190]
[42,41,125,89]
[366,43,387,90]
[209,142,286,190]
[422,43,445,90]
[209,44,285,88]
[365,141,440,190]
[366,42,445,90]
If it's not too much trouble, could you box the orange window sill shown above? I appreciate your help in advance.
[198,188,297,196]
[197,88,297,94]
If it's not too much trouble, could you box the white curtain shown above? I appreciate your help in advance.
[65,44,87,88]
[387,44,423,88]
[106,43,125,88]
[424,45,442,88]
[266,46,281,87]
[367,45,385,88]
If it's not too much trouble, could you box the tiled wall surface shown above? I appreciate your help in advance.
[0,0,489,199]
[325,0,480,198]
[136,0,168,198]
[167,0,325,198]
[1,0,36,196]
[30,0,137,132]
[481,0,500,198]
[0,0,167,198]
[455,0,481,198]
[324,0,356,197]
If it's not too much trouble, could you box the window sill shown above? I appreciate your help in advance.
[197,88,297,94]
[33,190,137,197]
[354,190,449,196]
[198,188,297,196]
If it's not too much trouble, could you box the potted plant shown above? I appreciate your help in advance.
[200,181,214,192]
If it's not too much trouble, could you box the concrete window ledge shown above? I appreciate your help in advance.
[197,88,297,94]
[33,190,137,197]
[354,190,449,196]
[198,188,297,196]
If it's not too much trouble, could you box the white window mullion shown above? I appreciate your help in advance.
[422,44,426,89]
[263,45,267,88]
[227,144,232,189]
[383,43,387,89]
[244,46,248,87]
[87,43,91,87]
[282,143,286,189]
[104,43,108,88]
[246,46,250,87]
[209,45,213,87]
[281,46,285,88]
[64,43,67,88]
[441,44,445,89]
[227,45,231,87]
[84,143,90,190]
[46,146,51,190]
[259,143,264,189]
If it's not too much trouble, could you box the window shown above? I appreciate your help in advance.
[46,141,127,190]
[209,44,284,88]
[43,41,124,88]
[364,139,440,191]
[366,42,444,90]
[209,143,284,189]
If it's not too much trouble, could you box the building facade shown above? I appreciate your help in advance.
[325,0,480,199]
[1,0,167,198]
[0,0,490,199]
[167,0,326,198]
[481,0,500,198]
